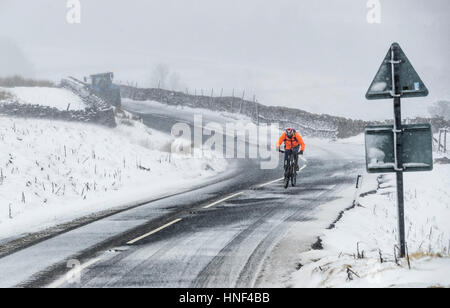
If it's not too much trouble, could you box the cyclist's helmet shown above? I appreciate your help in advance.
[286,128,294,138]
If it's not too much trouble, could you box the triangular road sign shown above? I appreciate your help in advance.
[366,43,429,100]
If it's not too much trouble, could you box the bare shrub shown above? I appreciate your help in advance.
[0,90,13,101]
[428,101,450,121]
[119,119,134,127]
[0,75,55,88]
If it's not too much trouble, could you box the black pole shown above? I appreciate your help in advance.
[394,97,406,258]
[392,44,406,258]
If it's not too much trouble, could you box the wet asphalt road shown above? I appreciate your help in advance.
[0,100,364,288]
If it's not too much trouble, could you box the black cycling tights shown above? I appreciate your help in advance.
[284,145,300,169]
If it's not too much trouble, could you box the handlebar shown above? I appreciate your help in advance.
[278,149,304,155]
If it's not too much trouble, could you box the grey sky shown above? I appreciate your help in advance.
[0,0,449,120]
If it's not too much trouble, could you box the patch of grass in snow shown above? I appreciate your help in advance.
[0,90,13,101]
[409,251,445,260]
[0,75,55,88]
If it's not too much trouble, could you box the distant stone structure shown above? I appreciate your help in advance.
[0,77,116,127]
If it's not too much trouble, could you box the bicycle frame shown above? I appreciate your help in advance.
[279,148,297,188]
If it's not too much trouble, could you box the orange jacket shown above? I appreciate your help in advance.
[276,131,305,151]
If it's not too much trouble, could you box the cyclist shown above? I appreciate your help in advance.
[276,128,306,172]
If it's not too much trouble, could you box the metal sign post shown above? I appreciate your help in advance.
[391,47,407,257]
[366,43,430,258]
[394,97,407,256]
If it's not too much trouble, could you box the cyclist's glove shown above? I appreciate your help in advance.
[300,151,304,155]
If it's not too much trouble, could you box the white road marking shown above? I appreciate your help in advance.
[258,177,284,188]
[127,218,183,245]
[47,257,102,289]
[258,161,308,188]
[203,192,244,209]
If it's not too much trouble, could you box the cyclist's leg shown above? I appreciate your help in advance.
[293,146,300,171]
[284,149,291,173]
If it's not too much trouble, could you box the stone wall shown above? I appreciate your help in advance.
[0,101,116,127]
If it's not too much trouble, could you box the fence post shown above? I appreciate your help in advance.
[256,99,259,126]
[353,175,363,206]
[210,88,214,108]
[445,129,448,153]
[239,90,245,114]
[231,89,235,113]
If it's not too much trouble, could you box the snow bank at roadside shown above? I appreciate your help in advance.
[335,134,365,145]
[0,115,227,241]
[1,87,87,111]
[292,163,450,288]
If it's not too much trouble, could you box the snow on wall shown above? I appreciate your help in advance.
[0,86,116,127]
[1,87,87,111]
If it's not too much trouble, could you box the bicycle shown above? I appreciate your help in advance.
[279,148,297,189]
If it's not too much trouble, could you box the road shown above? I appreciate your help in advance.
[0,100,364,288]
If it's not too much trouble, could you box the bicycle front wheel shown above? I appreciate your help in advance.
[284,172,290,189]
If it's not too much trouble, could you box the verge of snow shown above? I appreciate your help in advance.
[334,133,365,145]
[291,164,450,288]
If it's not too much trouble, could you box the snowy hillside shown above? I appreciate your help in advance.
[292,159,450,288]
[0,115,227,240]
[1,87,87,111]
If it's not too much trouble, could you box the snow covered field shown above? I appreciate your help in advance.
[0,87,87,111]
[0,115,227,241]
[292,153,450,288]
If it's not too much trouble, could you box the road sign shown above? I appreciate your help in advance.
[365,124,433,173]
[366,43,429,100]
[365,42,430,258]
